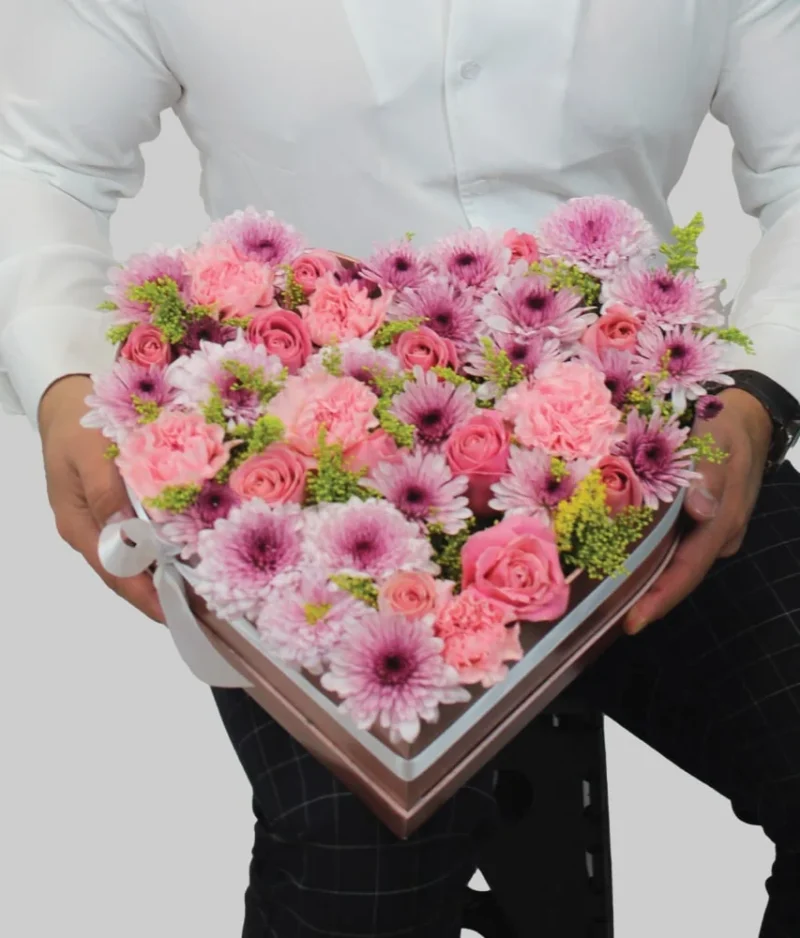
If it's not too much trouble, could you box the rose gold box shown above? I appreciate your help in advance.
[182,497,682,838]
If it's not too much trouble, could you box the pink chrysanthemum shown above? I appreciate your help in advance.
[368,450,472,534]
[193,501,304,621]
[256,572,372,675]
[360,240,435,293]
[427,228,511,295]
[434,588,523,689]
[465,334,565,401]
[613,410,699,508]
[577,348,637,410]
[303,498,438,580]
[81,361,177,442]
[633,324,732,413]
[175,317,238,357]
[159,480,241,560]
[204,208,305,265]
[302,338,401,393]
[488,446,588,519]
[320,613,470,744]
[479,275,588,344]
[393,278,479,350]
[391,367,478,451]
[603,268,721,327]
[106,249,192,323]
[537,196,659,277]
[695,394,724,421]
[167,333,285,424]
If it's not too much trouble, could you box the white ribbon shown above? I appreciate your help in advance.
[98,513,251,689]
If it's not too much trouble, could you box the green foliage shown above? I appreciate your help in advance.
[221,359,287,403]
[105,322,137,346]
[428,517,476,585]
[371,317,425,349]
[370,368,416,448]
[127,276,190,344]
[321,345,344,376]
[104,442,120,460]
[479,337,526,393]
[695,325,754,355]
[687,432,729,465]
[328,574,380,608]
[660,212,704,275]
[131,395,161,424]
[305,430,378,505]
[528,258,602,306]
[279,265,307,311]
[144,483,201,514]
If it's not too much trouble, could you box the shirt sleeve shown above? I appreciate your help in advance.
[0,0,181,427]
[710,0,800,401]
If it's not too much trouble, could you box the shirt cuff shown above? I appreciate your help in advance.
[725,319,800,405]
[0,305,116,430]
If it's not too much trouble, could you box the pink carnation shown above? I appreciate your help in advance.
[185,242,275,319]
[300,273,389,345]
[116,412,233,502]
[461,516,570,622]
[434,588,523,688]
[267,372,379,457]
[497,362,621,461]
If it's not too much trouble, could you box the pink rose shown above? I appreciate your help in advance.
[229,444,307,505]
[503,229,540,265]
[344,430,401,475]
[445,411,511,516]
[580,303,641,356]
[116,412,232,502]
[120,324,172,367]
[394,326,459,372]
[247,308,312,372]
[291,249,344,294]
[434,588,523,688]
[597,455,643,516]
[267,371,379,457]
[185,242,275,319]
[497,362,621,461]
[300,273,389,345]
[461,516,569,622]
[378,571,448,619]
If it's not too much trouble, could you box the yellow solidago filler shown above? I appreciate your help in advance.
[279,265,307,311]
[304,603,332,625]
[528,258,602,307]
[105,322,136,346]
[221,360,287,404]
[695,325,754,355]
[660,212,704,275]
[428,517,477,584]
[131,395,162,424]
[687,432,728,465]
[104,443,120,460]
[370,368,416,448]
[321,345,344,376]
[372,317,425,349]
[329,574,379,609]
[145,483,201,514]
[479,337,526,393]
[550,456,569,481]
[127,277,189,344]
[431,366,474,389]
[305,431,377,505]
[201,385,228,428]
[553,470,654,580]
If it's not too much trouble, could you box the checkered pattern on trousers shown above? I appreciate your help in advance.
[213,461,800,937]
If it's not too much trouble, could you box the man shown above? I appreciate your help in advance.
[2,1,800,934]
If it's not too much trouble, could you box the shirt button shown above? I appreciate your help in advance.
[459,61,482,80]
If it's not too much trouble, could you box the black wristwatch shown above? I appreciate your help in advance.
[713,369,800,472]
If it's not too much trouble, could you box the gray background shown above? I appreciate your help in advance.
[0,112,786,936]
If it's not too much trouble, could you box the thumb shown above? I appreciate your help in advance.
[684,462,725,523]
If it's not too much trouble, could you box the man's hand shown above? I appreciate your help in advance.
[38,375,164,623]
[623,388,773,635]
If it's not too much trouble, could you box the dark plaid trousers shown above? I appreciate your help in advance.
[213,461,800,937]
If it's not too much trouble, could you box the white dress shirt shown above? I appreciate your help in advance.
[2,0,800,426]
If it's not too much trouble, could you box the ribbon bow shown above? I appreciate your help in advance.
[98,514,251,689]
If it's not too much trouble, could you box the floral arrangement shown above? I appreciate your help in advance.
[83,198,751,744]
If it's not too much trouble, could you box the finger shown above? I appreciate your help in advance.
[78,443,134,532]
[59,500,165,624]
[683,460,727,523]
[623,503,731,634]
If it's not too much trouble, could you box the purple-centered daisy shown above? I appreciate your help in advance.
[302,338,401,393]
[613,410,699,508]
[81,361,178,442]
[578,348,637,409]
[604,268,721,327]
[391,367,478,451]
[465,333,565,402]
[256,572,373,675]
[393,278,479,350]
[175,317,238,356]
[479,274,588,343]
[633,324,732,413]
[489,446,588,519]
[360,240,435,293]
[695,394,724,421]
[320,613,471,744]
[427,229,511,295]
[193,501,304,621]
[106,249,192,323]
[167,333,285,424]
[303,498,438,580]
[159,481,241,561]
[204,208,306,265]
[368,450,472,534]
[537,196,659,277]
